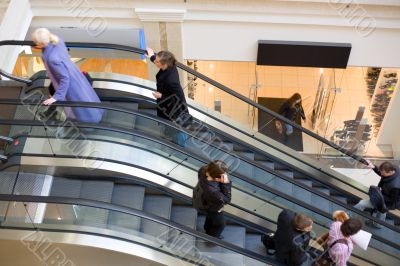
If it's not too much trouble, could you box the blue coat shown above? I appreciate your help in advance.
[42,39,104,123]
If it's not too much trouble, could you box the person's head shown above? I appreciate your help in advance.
[153,50,176,70]
[32,28,59,48]
[379,162,396,177]
[332,210,350,223]
[292,213,313,232]
[340,218,362,237]
[206,160,228,181]
[288,93,302,107]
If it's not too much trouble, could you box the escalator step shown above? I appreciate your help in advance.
[255,160,275,170]
[245,233,268,266]
[276,170,294,178]
[0,172,18,222]
[50,177,83,197]
[108,185,145,232]
[77,181,114,226]
[169,206,198,256]
[141,195,172,242]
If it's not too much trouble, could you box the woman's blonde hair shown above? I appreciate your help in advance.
[32,28,59,45]
[332,210,350,223]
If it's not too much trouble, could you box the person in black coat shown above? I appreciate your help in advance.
[146,48,189,121]
[196,160,232,239]
[275,93,306,135]
[274,209,313,266]
[146,48,190,147]
[354,160,400,227]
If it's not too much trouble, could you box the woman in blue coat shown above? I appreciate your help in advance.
[32,28,103,123]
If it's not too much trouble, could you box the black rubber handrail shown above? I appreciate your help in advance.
[0,40,368,166]
[2,117,400,247]
[0,194,278,265]
[0,68,32,84]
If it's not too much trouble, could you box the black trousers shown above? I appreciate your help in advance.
[204,211,225,237]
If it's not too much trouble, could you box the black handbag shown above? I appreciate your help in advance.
[261,233,276,255]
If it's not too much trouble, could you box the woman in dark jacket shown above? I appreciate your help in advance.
[146,48,190,146]
[197,160,232,239]
[276,93,306,135]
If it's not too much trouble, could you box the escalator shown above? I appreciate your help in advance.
[0,40,400,265]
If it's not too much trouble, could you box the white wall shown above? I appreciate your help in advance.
[182,21,400,67]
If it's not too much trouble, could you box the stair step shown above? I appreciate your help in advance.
[141,195,173,242]
[276,169,294,178]
[169,206,198,256]
[50,177,82,198]
[0,172,18,222]
[255,160,274,170]
[77,181,114,226]
[294,178,313,187]
[245,234,268,266]
[313,187,331,196]
[102,102,138,129]
[171,206,197,230]
[108,185,145,232]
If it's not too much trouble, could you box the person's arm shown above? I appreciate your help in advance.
[300,105,306,121]
[146,48,156,63]
[219,174,232,204]
[278,102,288,116]
[45,60,70,104]
[289,241,308,266]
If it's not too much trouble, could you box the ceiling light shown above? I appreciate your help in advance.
[210,64,214,69]
[208,87,213,92]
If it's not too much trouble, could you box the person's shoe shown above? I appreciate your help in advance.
[365,219,382,229]
[216,235,224,240]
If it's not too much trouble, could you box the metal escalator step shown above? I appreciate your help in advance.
[255,160,275,170]
[276,169,294,178]
[331,195,348,204]
[0,172,18,222]
[245,233,268,266]
[293,177,313,187]
[313,187,331,196]
[196,215,246,266]
[50,177,83,198]
[169,206,198,256]
[141,195,172,242]
[171,206,197,230]
[108,185,145,232]
[102,102,138,129]
[77,181,114,226]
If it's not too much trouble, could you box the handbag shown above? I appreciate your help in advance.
[314,238,348,266]
[368,185,387,213]
[261,233,276,255]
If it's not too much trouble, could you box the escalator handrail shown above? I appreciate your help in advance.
[0,98,372,212]
[2,115,400,243]
[0,68,32,84]
[0,193,278,265]
[0,39,368,166]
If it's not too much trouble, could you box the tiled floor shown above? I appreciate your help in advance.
[189,61,393,157]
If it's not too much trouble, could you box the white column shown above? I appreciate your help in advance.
[0,0,33,73]
[135,8,186,82]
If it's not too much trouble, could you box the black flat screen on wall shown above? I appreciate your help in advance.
[257,40,352,68]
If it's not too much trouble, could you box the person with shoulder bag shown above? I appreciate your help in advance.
[193,160,231,239]
[354,160,400,228]
[315,218,362,266]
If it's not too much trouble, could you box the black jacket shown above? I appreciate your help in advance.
[278,102,305,122]
[197,166,231,212]
[274,209,311,266]
[151,55,189,121]
[374,166,400,209]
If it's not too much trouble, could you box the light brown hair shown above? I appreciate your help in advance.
[206,160,228,179]
[157,50,177,67]
[292,214,313,230]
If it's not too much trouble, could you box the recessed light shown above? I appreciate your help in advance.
[210,64,215,69]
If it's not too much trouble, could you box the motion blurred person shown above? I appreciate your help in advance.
[32,28,103,123]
